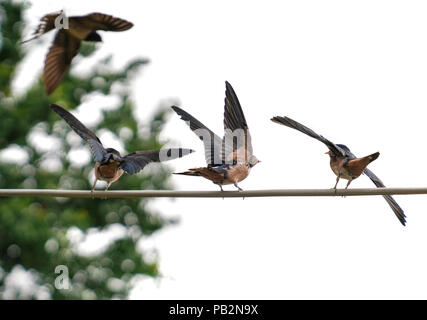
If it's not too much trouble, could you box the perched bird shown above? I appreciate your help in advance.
[271,115,406,226]
[21,11,133,95]
[50,104,194,191]
[172,81,260,191]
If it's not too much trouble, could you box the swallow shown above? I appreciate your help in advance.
[271,115,406,226]
[50,104,194,191]
[171,81,260,191]
[21,11,133,95]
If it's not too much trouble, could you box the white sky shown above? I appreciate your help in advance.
[12,0,427,299]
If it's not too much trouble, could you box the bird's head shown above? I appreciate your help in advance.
[103,148,122,164]
[325,150,337,159]
[248,155,261,168]
[326,144,349,158]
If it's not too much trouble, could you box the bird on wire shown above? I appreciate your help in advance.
[172,81,260,191]
[271,115,406,226]
[21,11,133,95]
[50,104,194,191]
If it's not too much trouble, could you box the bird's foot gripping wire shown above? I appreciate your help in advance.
[331,186,338,196]
[91,179,97,200]
[234,183,245,200]
[331,187,346,198]
[102,183,111,200]
[218,185,225,199]
[342,180,352,198]
[332,176,340,196]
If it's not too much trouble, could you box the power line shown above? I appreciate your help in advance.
[0,188,425,199]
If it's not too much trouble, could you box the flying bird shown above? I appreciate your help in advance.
[50,104,194,191]
[172,81,260,191]
[22,11,133,95]
[271,115,406,226]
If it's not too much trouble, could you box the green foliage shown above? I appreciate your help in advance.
[0,0,24,95]
[0,0,177,299]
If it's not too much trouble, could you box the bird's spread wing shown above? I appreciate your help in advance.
[43,29,81,95]
[271,116,346,157]
[20,11,63,44]
[50,104,106,162]
[172,106,223,166]
[120,148,194,174]
[223,81,253,164]
[364,168,406,226]
[73,13,134,32]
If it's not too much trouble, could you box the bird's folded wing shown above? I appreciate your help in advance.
[50,104,106,162]
[120,148,194,174]
[364,168,406,226]
[223,81,252,164]
[76,13,134,31]
[172,106,223,166]
[44,29,81,95]
[271,116,346,157]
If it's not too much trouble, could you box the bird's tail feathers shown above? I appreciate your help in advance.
[367,151,380,162]
[363,168,406,226]
[173,169,202,177]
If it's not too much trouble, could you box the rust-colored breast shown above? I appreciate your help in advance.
[95,161,124,182]
[329,157,347,177]
[225,164,249,184]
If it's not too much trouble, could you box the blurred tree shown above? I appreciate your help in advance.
[0,0,178,299]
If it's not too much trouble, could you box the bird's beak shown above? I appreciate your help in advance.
[325,151,331,155]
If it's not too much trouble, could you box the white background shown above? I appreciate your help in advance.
[14,0,427,299]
